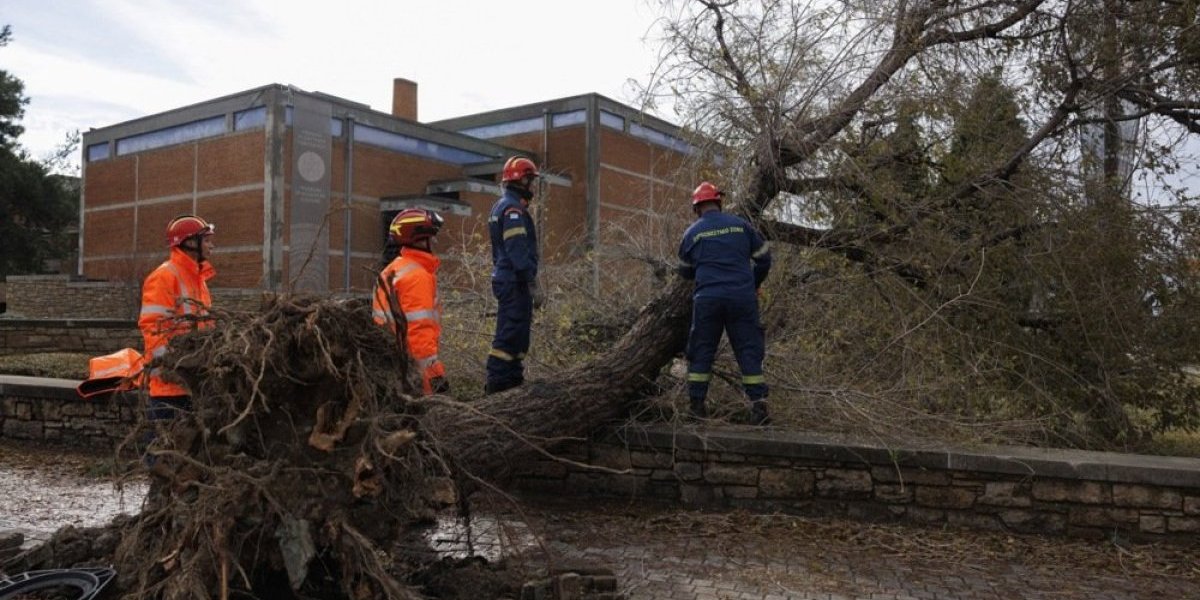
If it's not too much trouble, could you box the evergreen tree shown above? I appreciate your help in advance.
[0,25,78,277]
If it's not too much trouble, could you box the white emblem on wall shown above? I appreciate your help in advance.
[297,151,326,183]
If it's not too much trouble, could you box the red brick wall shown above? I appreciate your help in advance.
[198,134,263,191]
[136,145,194,199]
[84,156,136,207]
[82,131,267,287]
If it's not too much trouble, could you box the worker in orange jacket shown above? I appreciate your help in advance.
[139,214,216,425]
[373,208,449,395]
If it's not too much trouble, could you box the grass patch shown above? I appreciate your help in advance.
[1141,429,1200,458]
[0,352,90,379]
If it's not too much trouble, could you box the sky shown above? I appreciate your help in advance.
[3,0,669,172]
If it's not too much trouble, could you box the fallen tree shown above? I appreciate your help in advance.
[3,279,692,599]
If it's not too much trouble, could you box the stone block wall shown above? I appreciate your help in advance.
[4,275,138,319]
[0,377,137,448]
[514,427,1200,543]
[0,319,141,357]
[4,274,270,320]
[5,376,1198,543]
[0,282,275,356]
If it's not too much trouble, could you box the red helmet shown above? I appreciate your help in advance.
[501,156,540,183]
[691,181,723,207]
[166,215,215,248]
[389,208,444,246]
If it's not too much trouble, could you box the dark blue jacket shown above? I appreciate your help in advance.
[678,210,771,299]
[488,188,539,282]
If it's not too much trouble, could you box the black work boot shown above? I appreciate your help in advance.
[484,379,522,395]
[749,400,771,426]
[689,397,708,420]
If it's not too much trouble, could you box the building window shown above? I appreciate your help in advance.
[600,110,625,131]
[458,116,544,139]
[630,122,695,155]
[234,106,267,130]
[354,123,492,164]
[552,110,586,128]
[331,117,343,137]
[116,115,227,156]
[86,142,110,162]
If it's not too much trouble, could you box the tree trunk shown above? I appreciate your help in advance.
[425,278,693,481]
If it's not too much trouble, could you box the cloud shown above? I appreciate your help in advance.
[7,1,198,84]
[6,0,669,165]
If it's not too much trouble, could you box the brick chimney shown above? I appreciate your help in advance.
[391,78,418,121]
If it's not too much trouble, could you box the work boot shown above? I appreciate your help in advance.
[689,397,708,420]
[749,400,771,426]
[483,379,520,395]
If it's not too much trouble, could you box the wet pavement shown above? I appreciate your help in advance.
[0,443,146,548]
[1,442,1196,599]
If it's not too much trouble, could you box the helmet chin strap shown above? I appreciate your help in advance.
[403,239,433,252]
[505,181,534,201]
[181,237,206,263]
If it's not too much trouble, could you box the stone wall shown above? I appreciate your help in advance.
[3,275,269,320]
[514,427,1200,543]
[4,275,138,319]
[0,277,274,356]
[0,319,141,357]
[0,377,137,448]
[5,376,1198,543]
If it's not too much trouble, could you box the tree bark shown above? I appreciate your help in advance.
[424,277,693,482]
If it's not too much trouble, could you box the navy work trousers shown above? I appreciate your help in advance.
[486,279,533,390]
[686,296,767,402]
[143,394,191,465]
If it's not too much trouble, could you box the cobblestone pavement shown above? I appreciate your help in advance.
[2,443,1196,599]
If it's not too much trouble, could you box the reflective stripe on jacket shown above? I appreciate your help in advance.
[138,247,215,397]
[488,188,538,282]
[372,247,445,394]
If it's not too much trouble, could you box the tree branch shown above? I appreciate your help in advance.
[762,220,928,287]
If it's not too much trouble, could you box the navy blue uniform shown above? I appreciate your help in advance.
[678,210,772,410]
[486,188,539,391]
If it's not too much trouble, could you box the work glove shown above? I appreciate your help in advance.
[529,280,547,310]
[430,376,450,395]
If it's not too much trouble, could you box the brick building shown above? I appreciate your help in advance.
[79,78,706,293]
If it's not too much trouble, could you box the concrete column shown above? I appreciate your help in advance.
[262,87,287,291]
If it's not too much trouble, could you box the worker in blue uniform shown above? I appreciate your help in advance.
[485,156,542,394]
[677,181,773,424]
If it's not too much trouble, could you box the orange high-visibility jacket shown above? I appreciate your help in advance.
[372,247,445,394]
[139,247,215,397]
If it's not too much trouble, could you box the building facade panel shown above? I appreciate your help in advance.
[598,128,691,178]
[198,190,265,250]
[84,156,137,206]
[136,200,194,255]
[84,257,160,284]
[197,132,266,192]
[211,250,264,288]
[135,144,196,200]
[82,208,136,259]
[351,145,460,199]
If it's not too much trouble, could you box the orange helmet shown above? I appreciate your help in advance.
[501,156,540,183]
[691,181,723,207]
[166,215,215,247]
[389,208,444,246]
